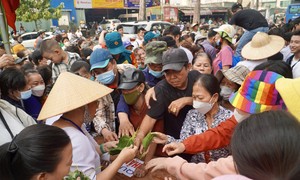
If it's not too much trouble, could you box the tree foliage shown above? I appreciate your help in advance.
[16,0,63,29]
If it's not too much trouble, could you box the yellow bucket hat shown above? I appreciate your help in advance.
[37,72,113,120]
[275,77,300,121]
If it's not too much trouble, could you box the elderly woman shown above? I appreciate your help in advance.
[37,72,138,180]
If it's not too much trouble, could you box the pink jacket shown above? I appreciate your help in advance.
[165,155,236,180]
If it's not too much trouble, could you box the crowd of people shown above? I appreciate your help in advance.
[0,2,300,180]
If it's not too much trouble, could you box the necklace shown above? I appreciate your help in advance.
[61,116,85,135]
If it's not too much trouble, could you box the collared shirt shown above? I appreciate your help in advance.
[90,94,116,134]
[167,106,232,163]
[201,40,218,60]
[52,52,81,82]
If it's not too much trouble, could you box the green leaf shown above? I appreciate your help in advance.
[109,135,134,155]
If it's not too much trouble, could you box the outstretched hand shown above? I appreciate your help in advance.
[162,142,186,156]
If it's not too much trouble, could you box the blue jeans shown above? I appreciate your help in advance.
[235,26,269,58]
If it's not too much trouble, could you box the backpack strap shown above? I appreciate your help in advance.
[0,110,14,139]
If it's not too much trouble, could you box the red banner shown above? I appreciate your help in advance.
[1,0,20,32]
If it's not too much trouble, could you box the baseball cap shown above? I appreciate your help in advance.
[144,32,160,44]
[145,41,167,64]
[89,48,113,71]
[118,68,145,90]
[123,40,134,48]
[162,48,189,72]
[105,32,126,55]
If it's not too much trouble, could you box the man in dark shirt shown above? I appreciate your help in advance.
[134,48,201,159]
[229,7,269,58]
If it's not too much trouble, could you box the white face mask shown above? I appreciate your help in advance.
[32,85,45,97]
[233,109,250,123]
[220,86,234,100]
[193,97,214,114]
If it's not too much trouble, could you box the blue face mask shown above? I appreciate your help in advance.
[149,69,163,78]
[90,76,95,81]
[20,89,32,100]
[96,69,115,85]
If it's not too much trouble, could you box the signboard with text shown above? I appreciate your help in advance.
[92,0,124,8]
[163,7,178,22]
[124,0,160,8]
[74,0,92,8]
[118,158,144,177]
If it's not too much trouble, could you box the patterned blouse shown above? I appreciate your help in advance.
[167,106,232,163]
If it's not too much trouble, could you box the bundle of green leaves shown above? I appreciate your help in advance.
[109,131,154,158]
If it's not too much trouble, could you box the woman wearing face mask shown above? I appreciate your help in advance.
[0,67,30,111]
[216,65,250,111]
[117,68,164,177]
[192,53,213,74]
[38,72,138,180]
[22,70,45,119]
[212,24,236,75]
[152,74,232,163]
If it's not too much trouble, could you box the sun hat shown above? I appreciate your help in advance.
[162,48,189,72]
[191,23,199,28]
[105,32,126,55]
[275,77,300,121]
[194,34,206,43]
[145,41,167,64]
[216,65,250,85]
[118,68,145,90]
[213,24,235,43]
[241,32,285,60]
[37,72,113,120]
[90,48,113,71]
[229,70,286,114]
[144,32,160,44]
[123,40,134,48]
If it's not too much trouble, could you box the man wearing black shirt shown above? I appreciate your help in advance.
[229,9,269,58]
[134,48,201,160]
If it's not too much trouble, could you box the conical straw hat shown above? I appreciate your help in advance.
[38,72,113,120]
[241,32,285,60]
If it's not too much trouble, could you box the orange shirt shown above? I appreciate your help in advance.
[183,116,238,154]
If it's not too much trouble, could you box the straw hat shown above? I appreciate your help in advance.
[241,32,285,60]
[229,70,286,114]
[37,72,113,120]
[275,78,300,121]
[216,65,250,85]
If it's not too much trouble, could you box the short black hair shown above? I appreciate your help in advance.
[0,67,27,96]
[194,74,221,101]
[208,28,218,38]
[231,2,243,13]
[37,65,52,85]
[116,24,123,31]
[31,49,43,66]
[70,60,91,73]
[292,30,300,37]
[137,27,146,33]
[163,25,181,37]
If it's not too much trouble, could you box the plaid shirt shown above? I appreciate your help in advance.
[52,52,81,82]
[91,94,116,135]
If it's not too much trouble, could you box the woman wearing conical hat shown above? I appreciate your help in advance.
[38,72,137,179]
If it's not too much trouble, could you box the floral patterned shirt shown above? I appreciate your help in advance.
[167,106,232,163]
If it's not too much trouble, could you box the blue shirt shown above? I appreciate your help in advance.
[23,95,42,120]
[116,50,133,64]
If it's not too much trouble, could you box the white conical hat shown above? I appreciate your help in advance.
[37,72,113,120]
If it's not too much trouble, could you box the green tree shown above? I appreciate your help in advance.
[16,0,63,30]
